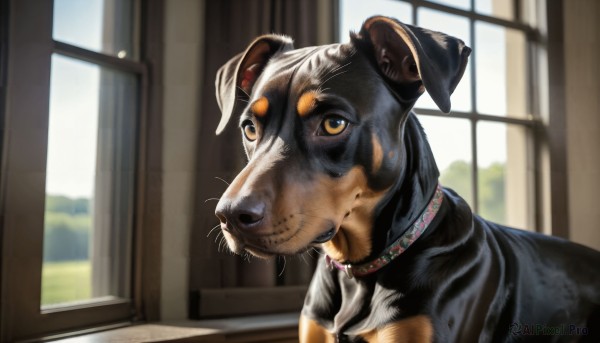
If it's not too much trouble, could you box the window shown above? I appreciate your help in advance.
[1,0,162,340]
[339,0,540,230]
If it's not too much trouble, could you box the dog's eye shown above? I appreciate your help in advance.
[242,120,257,141]
[321,116,348,136]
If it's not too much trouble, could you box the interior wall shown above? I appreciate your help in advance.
[563,0,600,251]
[161,0,204,320]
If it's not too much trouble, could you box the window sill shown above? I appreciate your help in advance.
[49,312,300,343]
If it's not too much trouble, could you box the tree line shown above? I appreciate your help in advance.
[439,160,505,223]
[44,195,91,261]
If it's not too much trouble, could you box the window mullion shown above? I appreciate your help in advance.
[53,41,145,74]
[469,14,479,213]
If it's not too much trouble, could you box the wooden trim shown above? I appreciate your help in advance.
[543,0,569,238]
[36,314,300,343]
[1,1,57,340]
[194,287,307,319]
[134,0,164,322]
[53,41,146,74]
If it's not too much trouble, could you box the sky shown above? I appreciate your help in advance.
[46,0,103,198]
[46,0,523,198]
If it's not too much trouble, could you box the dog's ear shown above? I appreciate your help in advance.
[215,35,294,134]
[356,16,471,113]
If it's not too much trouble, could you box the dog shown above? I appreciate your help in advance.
[213,16,600,342]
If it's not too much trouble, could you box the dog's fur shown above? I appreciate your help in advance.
[214,16,600,342]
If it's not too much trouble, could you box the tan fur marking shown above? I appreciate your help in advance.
[251,96,269,117]
[299,315,335,343]
[297,91,318,117]
[317,167,388,263]
[360,315,433,343]
[371,133,384,173]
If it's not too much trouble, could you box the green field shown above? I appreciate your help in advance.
[42,260,91,306]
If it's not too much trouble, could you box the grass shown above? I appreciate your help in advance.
[42,260,91,306]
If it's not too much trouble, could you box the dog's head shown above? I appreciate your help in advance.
[214,16,470,262]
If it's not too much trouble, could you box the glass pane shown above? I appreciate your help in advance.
[416,8,472,112]
[339,0,412,42]
[418,115,474,208]
[475,22,527,117]
[426,0,470,11]
[475,0,513,20]
[477,122,532,230]
[42,54,137,307]
[520,0,538,27]
[53,0,138,60]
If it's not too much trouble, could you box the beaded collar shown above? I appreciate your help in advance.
[326,184,444,279]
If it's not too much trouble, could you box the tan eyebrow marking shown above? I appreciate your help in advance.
[296,91,318,117]
[251,96,269,117]
[371,133,383,174]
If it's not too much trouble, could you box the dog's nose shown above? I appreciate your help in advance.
[215,197,266,231]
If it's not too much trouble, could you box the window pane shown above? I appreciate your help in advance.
[53,0,138,60]
[426,0,470,11]
[477,122,532,230]
[416,8,472,112]
[42,54,137,307]
[475,0,513,20]
[475,22,527,117]
[418,115,474,208]
[338,0,412,42]
[520,0,538,27]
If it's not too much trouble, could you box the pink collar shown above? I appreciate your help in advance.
[326,184,444,279]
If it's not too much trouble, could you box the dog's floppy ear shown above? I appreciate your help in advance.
[357,16,471,113]
[215,35,294,134]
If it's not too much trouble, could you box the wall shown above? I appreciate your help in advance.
[161,0,204,320]
[564,0,600,251]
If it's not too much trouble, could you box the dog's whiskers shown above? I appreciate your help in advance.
[318,61,353,90]
[207,223,221,238]
[214,231,223,243]
[218,236,227,253]
[277,255,287,277]
[236,85,250,98]
[214,176,231,186]
[204,197,221,203]
[328,60,352,75]
[319,70,349,89]
[300,251,310,265]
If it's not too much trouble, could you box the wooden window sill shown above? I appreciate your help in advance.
[48,312,300,343]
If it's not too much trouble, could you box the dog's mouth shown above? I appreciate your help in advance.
[312,228,337,244]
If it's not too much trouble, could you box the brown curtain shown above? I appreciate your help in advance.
[190,0,322,298]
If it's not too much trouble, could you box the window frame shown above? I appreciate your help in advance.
[338,0,544,231]
[0,0,163,340]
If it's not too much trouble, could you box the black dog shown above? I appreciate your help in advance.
[214,16,600,342]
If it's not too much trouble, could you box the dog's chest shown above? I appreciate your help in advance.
[329,275,405,339]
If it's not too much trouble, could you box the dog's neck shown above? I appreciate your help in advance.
[369,112,441,261]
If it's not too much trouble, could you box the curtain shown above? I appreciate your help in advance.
[92,0,137,298]
[191,0,322,300]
